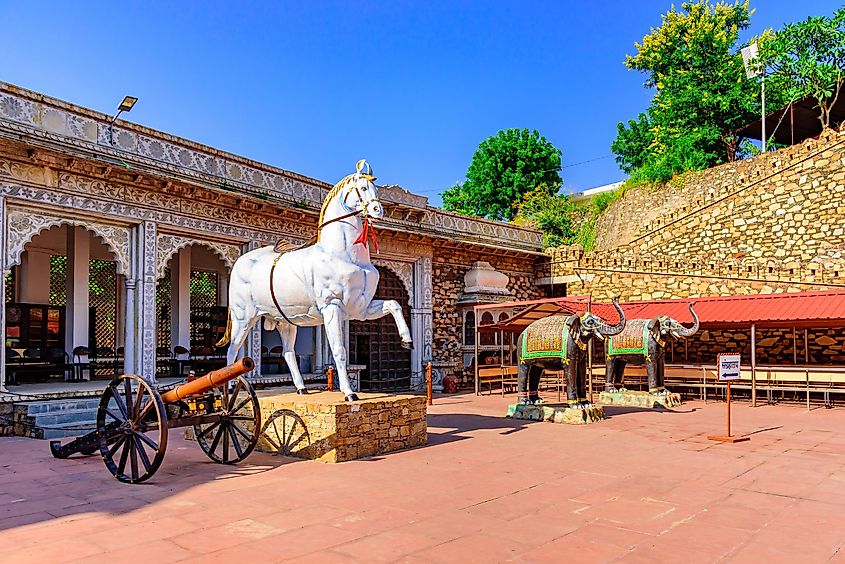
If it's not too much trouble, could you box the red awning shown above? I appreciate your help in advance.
[615,290,845,329]
[480,290,845,333]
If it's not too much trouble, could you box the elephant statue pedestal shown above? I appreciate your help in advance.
[599,389,683,409]
[505,403,605,425]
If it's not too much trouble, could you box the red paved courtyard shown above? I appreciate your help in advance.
[1,393,844,563]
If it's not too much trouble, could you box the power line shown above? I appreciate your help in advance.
[391,155,616,196]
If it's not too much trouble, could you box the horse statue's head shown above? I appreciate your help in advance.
[342,159,383,220]
[317,160,384,244]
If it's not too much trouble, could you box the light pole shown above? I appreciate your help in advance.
[109,95,138,146]
[741,43,765,153]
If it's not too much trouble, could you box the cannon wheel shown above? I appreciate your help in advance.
[193,376,261,464]
[97,374,168,484]
[260,409,311,456]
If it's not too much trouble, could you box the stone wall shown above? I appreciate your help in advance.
[586,328,845,368]
[432,248,543,366]
[254,391,427,463]
[593,128,845,258]
[548,127,845,302]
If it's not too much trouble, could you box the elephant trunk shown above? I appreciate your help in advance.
[675,302,700,337]
[597,296,626,337]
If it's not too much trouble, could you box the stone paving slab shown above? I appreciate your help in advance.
[2,393,845,562]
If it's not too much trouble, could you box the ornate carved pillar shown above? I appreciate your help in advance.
[139,222,158,382]
[411,256,434,390]
[0,196,6,393]
[246,242,261,376]
[123,278,136,375]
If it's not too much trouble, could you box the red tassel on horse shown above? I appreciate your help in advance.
[353,218,379,253]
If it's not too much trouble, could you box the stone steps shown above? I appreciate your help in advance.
[11,398,99,439]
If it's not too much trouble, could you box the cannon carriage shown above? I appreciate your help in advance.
[50,358,261,483]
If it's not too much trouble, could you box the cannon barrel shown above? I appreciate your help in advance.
[160,357,254,403]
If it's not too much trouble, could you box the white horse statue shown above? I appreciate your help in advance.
[217,160,413,401]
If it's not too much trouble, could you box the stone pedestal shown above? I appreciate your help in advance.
[255,391,427,463]
[599,390,683,408]
[505,403,605,425]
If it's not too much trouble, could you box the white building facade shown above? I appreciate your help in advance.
[0,83,544,393]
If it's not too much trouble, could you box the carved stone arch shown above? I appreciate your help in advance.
[6,208,131,274]
[156,233,242,279]
[373,259,414,298]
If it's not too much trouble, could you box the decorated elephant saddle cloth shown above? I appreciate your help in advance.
[522,315,572,360]
[607,318,650,356]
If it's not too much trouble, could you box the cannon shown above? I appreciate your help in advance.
[50,358,261,483]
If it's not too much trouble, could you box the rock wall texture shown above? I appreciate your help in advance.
[255,392,427,463]
[432,248,543,366]
[546,127,845,302]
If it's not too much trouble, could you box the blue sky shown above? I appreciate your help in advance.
[1,1,841,205]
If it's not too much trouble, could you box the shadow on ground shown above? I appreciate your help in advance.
[0,429,299,532]
[425,412,535,446]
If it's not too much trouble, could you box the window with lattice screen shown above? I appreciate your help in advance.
[190,270,218,309]
[157,267,172,349]
[49,255,67,306]
[4,269,14,303]
[189,270,225,349]
[88,259,117,351]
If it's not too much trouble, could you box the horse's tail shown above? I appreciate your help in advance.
[215,311,233,347]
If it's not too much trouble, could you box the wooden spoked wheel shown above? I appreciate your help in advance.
[97,374,168,484]
[194,376,261,464]
[260,409,311,456]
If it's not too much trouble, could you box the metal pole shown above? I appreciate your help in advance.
[793,327,798,365]
[588,340,593,403]
[751,324,757,407]
[805,328,811,412]
[804,328,809,364]
[761,76,766,154]
[426,362,433,406]
[326,366,334,392]
[474,307,479,396]
[727,382,732,437]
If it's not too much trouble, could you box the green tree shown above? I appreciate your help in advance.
[442,128,562,221]
[513,186,582,248]
[611,112,655,174]
[613,1,779,182]
[761,7,845,130]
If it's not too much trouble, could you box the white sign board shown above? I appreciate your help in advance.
[718,353,742,381]
[741,43,762,79]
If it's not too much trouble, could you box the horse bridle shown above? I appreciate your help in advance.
[317,175,381,233]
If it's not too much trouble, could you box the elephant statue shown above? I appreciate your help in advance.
[605,303,699,395]
[517,297,626,408]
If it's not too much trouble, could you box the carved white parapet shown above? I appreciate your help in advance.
[5,208,131,274]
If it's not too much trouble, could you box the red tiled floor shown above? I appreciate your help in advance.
[3,393,845,562]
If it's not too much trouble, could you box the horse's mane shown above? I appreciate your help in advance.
[316,172,376,241]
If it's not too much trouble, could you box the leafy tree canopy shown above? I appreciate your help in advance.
[613,0,783,183]
[761,7,845,129]
[512,186,583,248]
[442,128,562,221]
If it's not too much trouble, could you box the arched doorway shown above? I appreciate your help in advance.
[349,268,412,391]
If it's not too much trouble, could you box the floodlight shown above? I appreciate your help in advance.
[118,96,138,113]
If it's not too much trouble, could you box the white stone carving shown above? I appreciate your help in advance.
[6,208,131,274]
[1,83,544,252]
[156,233,241,279]
[463,261,511,295]
[141,222,158,382]
[373,259,413,298]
